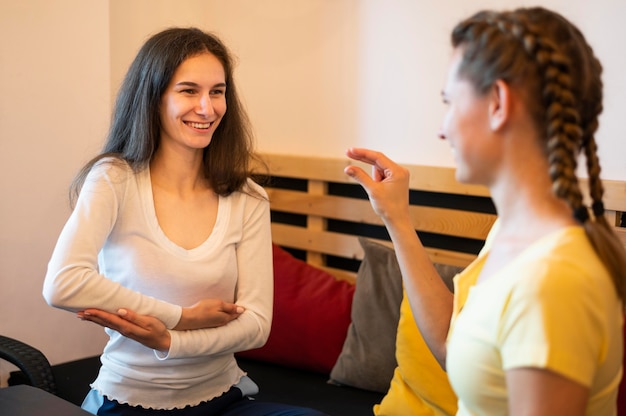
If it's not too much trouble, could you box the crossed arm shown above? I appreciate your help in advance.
[77,299,243,352]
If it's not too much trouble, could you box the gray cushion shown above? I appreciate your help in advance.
[329,237,403,393]
[329,237,463,394]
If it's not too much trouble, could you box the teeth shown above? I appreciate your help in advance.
[187,122,211,129]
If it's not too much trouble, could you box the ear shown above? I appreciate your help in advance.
[488,79,511,131]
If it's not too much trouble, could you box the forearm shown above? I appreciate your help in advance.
[383,213,453,368]
[44,265,182,329]
[162,312,270,359]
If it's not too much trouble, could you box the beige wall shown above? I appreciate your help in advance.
[108,0,361,161]
[1,0,625,385]
[0,0,111,383]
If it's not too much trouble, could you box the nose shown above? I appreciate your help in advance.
[196,95,215,116]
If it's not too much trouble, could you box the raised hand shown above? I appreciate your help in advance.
[344,148,411,224]
[78,308,171,352]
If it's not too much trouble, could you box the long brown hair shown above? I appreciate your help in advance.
[71,27,266,205]
[451,7,626,301]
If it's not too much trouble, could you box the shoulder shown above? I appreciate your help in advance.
[80,157,142,200]
[88,157,135,182]
[238,177,269,200]
[512,227,612,303]
[246,177,268,195]
[225,178,269,219]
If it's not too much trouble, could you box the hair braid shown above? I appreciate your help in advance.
[579,49,606,219]
[452,7,626,301]
[455,13,588,217]
[513,15,590,221]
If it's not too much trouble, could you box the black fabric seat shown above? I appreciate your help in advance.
[237,357,383,416]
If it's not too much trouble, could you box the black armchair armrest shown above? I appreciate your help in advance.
[0,335,56,394]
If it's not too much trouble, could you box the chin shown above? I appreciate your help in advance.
[454,167,477,185]
[454,167,468,184]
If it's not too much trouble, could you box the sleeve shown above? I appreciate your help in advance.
[159,184,273,359]
[42,161,182,329]
[499,259,607,387]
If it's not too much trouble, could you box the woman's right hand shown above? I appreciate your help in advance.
[174,299,245,330]
[344,148,411,224]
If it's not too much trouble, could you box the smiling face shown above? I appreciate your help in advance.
[440,48,500,185]
[159,52,227,155]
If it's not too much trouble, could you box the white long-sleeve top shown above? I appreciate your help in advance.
[43,159,273,410]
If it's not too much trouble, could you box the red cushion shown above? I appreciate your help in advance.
[237,244,355,374]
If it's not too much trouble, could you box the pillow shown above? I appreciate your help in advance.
[237,244,355,374]
[375,264,463,416]
[329,237,404,393]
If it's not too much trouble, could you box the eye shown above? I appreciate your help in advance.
[181,89,196,95]
[210,88,225,96]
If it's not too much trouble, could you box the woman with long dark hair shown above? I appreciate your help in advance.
[44,27,326,416]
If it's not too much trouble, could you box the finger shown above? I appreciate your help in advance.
[81,309,141,330]
[346,147,390,169]
[79,310,126,329]
[344,165,375,190]
[346,147,378,164]
[346,148,395,182]
[221,303,245,315]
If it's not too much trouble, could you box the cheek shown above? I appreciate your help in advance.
[160,98,177,122]
[441,107,457,140]
[216,99,227,116]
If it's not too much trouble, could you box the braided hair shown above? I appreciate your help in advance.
[451,7,626,301]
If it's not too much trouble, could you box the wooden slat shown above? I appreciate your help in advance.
[580,178,626,212]
[306,180,326,267]
[260,153,626,210]
[260,152,626,277]
[259,153,490,196]
[271,223,477,268]
[267,188,495,240]
[322,266,357,284]
[615,227,626,250]
[271,223,362,259]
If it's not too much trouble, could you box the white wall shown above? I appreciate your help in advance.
[1,0,625,385]
[108,0,626,179]
[0,0,111,383]
[353,0,626,179]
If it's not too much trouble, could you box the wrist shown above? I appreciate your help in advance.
[174,307,193,330]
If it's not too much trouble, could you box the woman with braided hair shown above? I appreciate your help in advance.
[345,6,626,415]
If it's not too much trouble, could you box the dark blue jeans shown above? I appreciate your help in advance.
[96,387,328,416]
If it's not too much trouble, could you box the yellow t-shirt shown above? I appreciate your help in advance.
[447,226,623,415]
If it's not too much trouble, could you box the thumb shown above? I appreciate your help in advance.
[222,303,245,314]
[117,308,134,321]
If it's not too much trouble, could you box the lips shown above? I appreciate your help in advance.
[185,121,211,129]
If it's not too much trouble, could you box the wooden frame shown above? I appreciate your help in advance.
[259,153,626,283]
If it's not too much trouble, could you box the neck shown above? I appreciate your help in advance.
[150,148,208,194]
[488,162,577,240]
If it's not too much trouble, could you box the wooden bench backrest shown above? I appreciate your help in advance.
[259,153,626,282]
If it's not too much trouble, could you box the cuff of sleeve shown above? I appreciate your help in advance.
[163,305,183,330]
[154,329,179,360]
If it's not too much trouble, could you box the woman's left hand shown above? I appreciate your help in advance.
[78,308,171,352]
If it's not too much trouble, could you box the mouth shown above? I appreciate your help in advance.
[185,121,212,130]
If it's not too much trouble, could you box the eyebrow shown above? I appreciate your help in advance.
[175,81,227,88]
